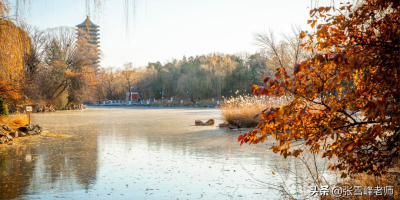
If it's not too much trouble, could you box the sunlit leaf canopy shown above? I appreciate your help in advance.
[0,0,30,102]
[239,0,400,176]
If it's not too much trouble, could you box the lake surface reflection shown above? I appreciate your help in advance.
[0,108,314,200]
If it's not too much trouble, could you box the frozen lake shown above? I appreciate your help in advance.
[0,107,323,200]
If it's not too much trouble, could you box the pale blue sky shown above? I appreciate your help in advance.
[20,0,334,68]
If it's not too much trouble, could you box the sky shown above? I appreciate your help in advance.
[19,0,336,68]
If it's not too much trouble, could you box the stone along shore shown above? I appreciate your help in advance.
[0,124,42,144]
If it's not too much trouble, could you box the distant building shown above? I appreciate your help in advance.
[126,92,139,102]
[76,16,100,66]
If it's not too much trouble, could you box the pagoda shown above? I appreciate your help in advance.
[76,16,100,66]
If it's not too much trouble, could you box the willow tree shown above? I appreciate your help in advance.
[239,0,399,176]
[0,1,30,106]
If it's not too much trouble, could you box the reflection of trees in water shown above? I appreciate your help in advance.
[0,126,99,199]
[0,143,36,199]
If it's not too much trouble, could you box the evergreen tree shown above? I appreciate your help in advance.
[0,96,9,116]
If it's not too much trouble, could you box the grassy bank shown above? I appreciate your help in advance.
[0,114,29,130]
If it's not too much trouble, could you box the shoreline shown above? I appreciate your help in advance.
[85,104,220,109]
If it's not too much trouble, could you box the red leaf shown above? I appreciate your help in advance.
[300,31,306,39]
[263,76,270,83]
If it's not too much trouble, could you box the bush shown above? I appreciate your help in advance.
[221,95,289,128]
[0,97,9,116]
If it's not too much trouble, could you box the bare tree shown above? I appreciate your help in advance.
[253,30,287,70]
[100,67,120,100]
[282,24,306,65]
[121,62,137,101]
[23,25,47,78]
[253,26,306,73]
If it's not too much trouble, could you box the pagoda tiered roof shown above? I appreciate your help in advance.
[76,16,99,28]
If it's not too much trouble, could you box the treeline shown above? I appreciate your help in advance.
[96,53,273,102]
[95,26,306,103]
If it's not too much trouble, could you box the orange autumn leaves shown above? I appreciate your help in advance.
[239,0,399,176]
[0,2,30,102]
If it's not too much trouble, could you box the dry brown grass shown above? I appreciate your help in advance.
[0,114,29,130]
[220,95,289,128]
